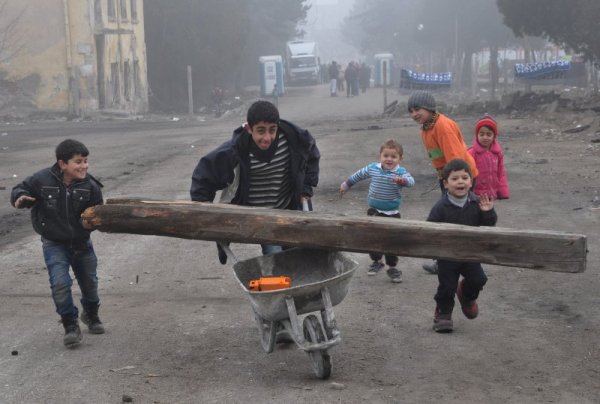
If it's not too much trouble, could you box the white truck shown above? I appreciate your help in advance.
[285,41,320,85]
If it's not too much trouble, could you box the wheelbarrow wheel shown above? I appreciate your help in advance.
[254,312,277,353]
[303,314,332,379]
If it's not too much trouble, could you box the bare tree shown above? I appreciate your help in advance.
[0,0,26,64]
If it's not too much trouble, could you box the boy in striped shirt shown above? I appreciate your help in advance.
[340,139,414,283]
[191,100,320,262]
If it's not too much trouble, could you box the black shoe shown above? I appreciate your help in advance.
[81,309,105,334]
[422,261,439,274]
[62,317,82,347]
[217,243,228,265]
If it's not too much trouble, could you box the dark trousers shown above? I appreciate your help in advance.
[435,260,487,313]
[367,208,400,267]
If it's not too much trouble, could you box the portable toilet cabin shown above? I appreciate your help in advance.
[259,55,285,97]
[374,53,394,87]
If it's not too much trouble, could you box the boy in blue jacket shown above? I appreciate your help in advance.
[11,139,105,348]
[427,159,496,333]
[190,100,320,262]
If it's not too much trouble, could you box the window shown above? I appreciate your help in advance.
[291,57,317,68]
[131,0,138,21]
[124,61,131,101]
[94,0,102,24]
[133,60,140,96]
[107,0,115,20]
[120,0,128,20]
[111,62,120,104]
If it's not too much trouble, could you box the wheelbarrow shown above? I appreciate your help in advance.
[227,246,357,379]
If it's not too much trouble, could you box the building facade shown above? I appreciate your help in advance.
[0,0,148,116]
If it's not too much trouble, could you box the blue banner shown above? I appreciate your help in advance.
[514,60,570,79]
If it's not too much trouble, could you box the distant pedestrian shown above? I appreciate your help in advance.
[328,61,338,97]
[337,64,345,92]
[340,139,415,283]
[211,86,224,117]
[10,139,105,348]
[345,62,358,97]
[427,159,496,333]
[352,62,360,96]
[359,62,371,93]
[468,115,510,199]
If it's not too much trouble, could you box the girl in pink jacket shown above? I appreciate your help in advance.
[468,115,510,199]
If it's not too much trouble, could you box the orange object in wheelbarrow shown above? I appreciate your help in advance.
[248,276,291,291]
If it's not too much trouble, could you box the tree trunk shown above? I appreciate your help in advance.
[81,199,588,273]
[490,45,499,100]
[462,49,473,90]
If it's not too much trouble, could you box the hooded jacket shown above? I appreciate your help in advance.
[468,120,510,199]
[190,119,320,210]
[10,164,104,248]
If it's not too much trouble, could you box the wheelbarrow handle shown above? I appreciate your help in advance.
[218,242,238,264]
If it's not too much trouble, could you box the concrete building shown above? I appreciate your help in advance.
[0,0,148,117]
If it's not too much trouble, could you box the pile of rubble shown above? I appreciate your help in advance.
[385,87,600,118]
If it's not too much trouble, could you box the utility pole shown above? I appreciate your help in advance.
[454,11,459,87]
[383,61,388,111]
[187,65,193,116]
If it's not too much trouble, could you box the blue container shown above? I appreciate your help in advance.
[259,55,285,97]
[374,53,394,87]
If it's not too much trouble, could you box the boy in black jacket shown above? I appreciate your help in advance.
[190,100,320,262]
[427,159,497,333]
[11,139,104,348]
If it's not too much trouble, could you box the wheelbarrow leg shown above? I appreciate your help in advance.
[320,287,339,340]
[285,296,305,344]
[253,311,277,353]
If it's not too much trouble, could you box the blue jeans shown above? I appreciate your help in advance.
[261,244,282,255]
[42,238,100,320]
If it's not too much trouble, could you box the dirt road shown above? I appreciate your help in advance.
[1,84,598,403]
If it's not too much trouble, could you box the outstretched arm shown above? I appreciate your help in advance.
[11,174,39,208]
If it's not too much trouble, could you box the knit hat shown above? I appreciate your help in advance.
[407,91,436,112]
[475,115,498,138]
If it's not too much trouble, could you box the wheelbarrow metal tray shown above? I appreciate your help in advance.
[233,248,357,321]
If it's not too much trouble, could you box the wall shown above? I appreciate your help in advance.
[0,0,70,113]
[0,0,148,116]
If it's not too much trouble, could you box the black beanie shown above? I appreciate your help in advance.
[407,91,436,112]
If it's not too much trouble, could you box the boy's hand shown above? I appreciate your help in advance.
[15,195,36,208]
[479,194,494,211]
[340,181,349,194]
[393,176,408,186]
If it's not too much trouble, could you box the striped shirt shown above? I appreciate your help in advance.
[346,163,415,213]
[248,133,292,208]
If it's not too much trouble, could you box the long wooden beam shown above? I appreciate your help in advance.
[81,199,587,273]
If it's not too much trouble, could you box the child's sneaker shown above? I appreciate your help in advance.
[433,306,453,333]
[456,279,479,319]
[386,267,403,283]
[422,261,438,274]
[367,261,384,275]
